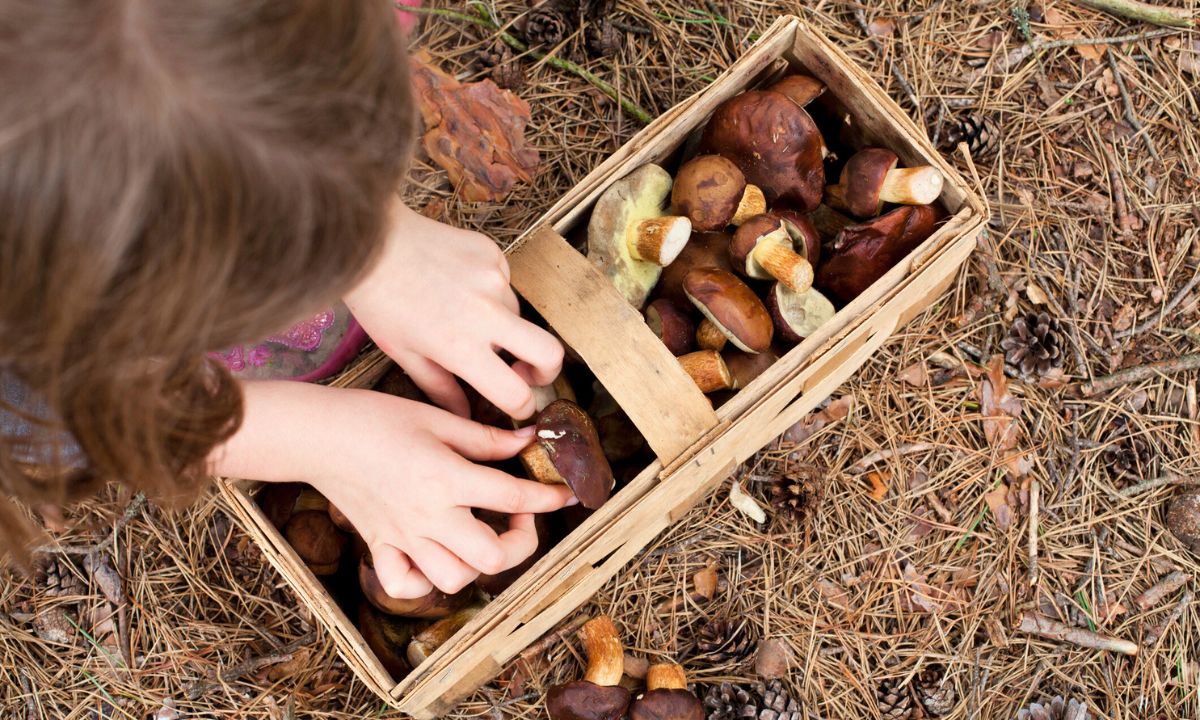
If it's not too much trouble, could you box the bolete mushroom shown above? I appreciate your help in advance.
[283,510,346,576]
[259,483,329,531]
[825,148,944,218]
[815,203,948,304]
[357,601,414,680]
[545,615,631,720]
[766,74,826,108]
[699,90,826,211]
[767,282,837,347]
[405,604,484,667]
[682,268,774,354]
[588,164,693,308]
[327,503,355,533]
[655,231,734,307]
[723,350,779,390]
[771,208,822,267]
[519,400,615,510]
[644,298,696,356]
[729,214,814,293]
[589,388,645,463]
[628,663,704,720]
[671,155,766,231]
[677,350,733,394]
[695,319,728,352]
[359,554,473,618]
[1166,490,1200,553]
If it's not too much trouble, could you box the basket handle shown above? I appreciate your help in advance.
[508,225,720,465]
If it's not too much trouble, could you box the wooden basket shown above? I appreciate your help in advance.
[218,16,987,719]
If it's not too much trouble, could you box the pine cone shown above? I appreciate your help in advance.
[36,557,84,598]
[1017,696,1091,720]
[755,679,803,720]
[585,17,621,57]
[1001,311,1063,378]
[694,617,756,664]
[876,678,914,720]
[1103,435,1150,481]
[703,682,757,720]
[521,1,573,48]
[914,664,956,717]
[941,114,998,162]
[473,38,525,90]
[769,465,822,524]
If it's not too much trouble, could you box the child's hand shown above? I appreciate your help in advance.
[213,382,576,598]
[346,203,563,420]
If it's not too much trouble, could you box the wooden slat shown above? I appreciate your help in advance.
[508,225,719,464]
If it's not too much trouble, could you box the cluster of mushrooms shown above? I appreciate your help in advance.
[258,363,639,681]
[547,615,703,720]
[586,73,948,399]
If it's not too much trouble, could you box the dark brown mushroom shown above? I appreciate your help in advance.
[406,603,484,667]
[589,388,645,463]
[629,663,704,720]
[729,214,814,293]
[825,148,944,218]
[655,231,734,307]
[671,155,766,231]
[771,208,822,267]
[1166,490,1200,553]
[546,615,631,720]
[357,601,414,680]
[806,204,856,241]
[766,74,826,108]
[767,282,837,347]
[519,400,615,510]
[283,510,346,576]
[723,350,779,390]
[259,483,328,531]
[359,554,473,618]
[644,299,696,356]
[677,350,733,394]
[327,503,355,533]
[682,268,774,354]
[815,204,948,304]
[699,90,826,211]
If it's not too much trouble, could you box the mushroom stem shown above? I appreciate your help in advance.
[629,216,692,265]
[678,350,733,393]
[645,663,689,691]
[406,604,483,667]
[581,615,625,687]
[729,184,766,227]
[750,237,814,293]
[695,318,728,352]
[519,443,566,485]
[878,166,944,206]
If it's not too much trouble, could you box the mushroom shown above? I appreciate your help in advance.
[628,663,704,720]
[406,603,485,667]
[671,155,766,231]
[825,148,944,218]
[1166,490,1200,553]
[682,267,774,354]
[655,231,734,307]
[767,282,837,347]
[695,319,728,352]
[806,204,856,241]
[327,503,355,533]
[677,350,733,394]
[359,554,473,618]
[588,164,693,308]
[699,90,826,211]
[259,483,329,531]
[546,615,631,720]
[815,204,947,303]
[519,399,615,510]
[723,350,779,390]
[357,601,414,680]
[729,214,814,293]
[589,387,646,463]
[283,510,346,576]
[644,299,696,356]
[475,511,550,597]
[766,74,826,108]
[771,208,822,267]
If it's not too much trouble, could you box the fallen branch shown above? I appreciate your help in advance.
[517,614,589,662]
[971,27,1179,79]
[1101,142,1135,235]
[1106,51,1159,161]
[1134,571,1189,611]
[1028,477,1040,587]
[186,630,317,700]
[1017,611,1138,655]
[1069,0,1195,28]
[1118,473,1200,496]
[849,443,934,473]
[18,668,35,720]
[1079,353,1200,396]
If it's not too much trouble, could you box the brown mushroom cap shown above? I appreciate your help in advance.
[683,268,774,353]
[815,204,948,303]
[525,400,615,510]
[644,299,696,356]
[357,601,414,680]
[284,510,346,576]
[767,282,837,347]
[766,74,826,107]
[772,209,821,267]
[359,554,473,618]
[327,503,355,533]
[655,231,733,306]
[589,388,646,463]
[630,689,705,720]
[834,147,899,218]
[1166,490,1200,553]
[723,350,779,390]
[671,155,748,232]
[699,90,826,211]
[546,682,632,720]
[728,214,814,293]
[259,483,328,531]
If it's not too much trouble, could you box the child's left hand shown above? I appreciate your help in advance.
[345,202,563,420]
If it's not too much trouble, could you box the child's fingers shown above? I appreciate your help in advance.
[434,515,535,577]
[407,537,479,594]
[397,353,470,418]
[371,545,434,600]
[454,354,536,419]
[429,412,534,461]
[453,464,575,515]
[495,317,564,388]
[498,285,520,316]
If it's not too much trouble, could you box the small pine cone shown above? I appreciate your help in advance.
[521,1,573,48]
[1001,311,1063,379]
[36,557,84,598]
[694,617,756,664]
[914,664,956,717]
[769,465,822,524]
[1103,435,1150,481]
[1017,696,1091,720]
[876,678,914,720]
[702,682,758,720]
[474,38,525,90]
[755,679,803,720]
[585,17,621,57]
[941,114,998,162]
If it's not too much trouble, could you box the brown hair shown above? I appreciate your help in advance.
[0,0,416,556]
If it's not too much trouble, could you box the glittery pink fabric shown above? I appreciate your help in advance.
[211,303,368,383]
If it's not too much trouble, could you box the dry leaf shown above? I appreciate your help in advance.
[816,578,850,610]
[755,638,793,679]
[902,563,943,613]
[905,507,934,542]
[867,18,896,37]
[1180,39,1200,76]
[153,700,180,720]
[265,647,314,682]
[1037,367,1069,389]
[984,482,1013,531]
[898,361,929,387]
[1113,303,1136,332]
[865,470,890,502]
[1025,282,1049,305]
[783,395,854,446]
[85,553,123,605]
[693,562,719,600]
[410,53,539,202]
[1075,42,1106,61]
[729,481,766,523]
[978,356,1023,456]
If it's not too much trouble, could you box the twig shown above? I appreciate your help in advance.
[848,443,934,473]
[1079,353,1200,396]
[1069,0,1195,28]
[972,27,1179,79]
[1115,264,1200,339]
[1017,612,1138,655]
[186,630,317,700]
[33,492,147,556]
[1144,591,1193,646]
[1106,51,1160,161]
[400,4,654,125]
[1101,142,1134,235]
[1118,472,1200,496]
[18,668,36,720]
[852,9,920,110]
[1134,571,1189,611]
[517,614,589,662]
[1028,477,1040,587]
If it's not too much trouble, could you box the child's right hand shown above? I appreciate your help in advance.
[212,381,575,598]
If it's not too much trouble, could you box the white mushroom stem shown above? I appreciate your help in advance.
[729,184,766,227]
[518,443,566,485]
[749,229,814,293]
[628,216,692,265]
[580,616,625,687]
[678,350,732,393]
[878,166,944,205]
[695,318,728,352]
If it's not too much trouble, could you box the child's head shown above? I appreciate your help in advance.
[0,0,415,549]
